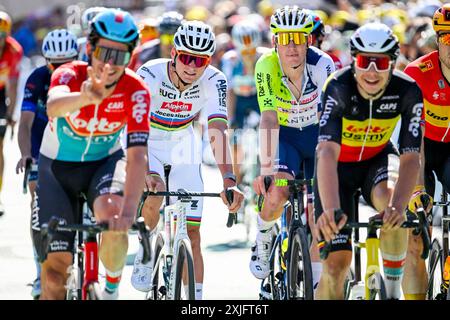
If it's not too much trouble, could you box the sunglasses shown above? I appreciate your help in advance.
[160,34,174,46]
[177,51,210,68]
[93,46,131,66]
[276,32,307,46]
[438,33,450,46]
[355,54,392,72]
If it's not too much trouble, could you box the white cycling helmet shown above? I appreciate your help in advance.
[350,22,399,59]
[81,7,106,31]
[42,29,78,61]
[173,20,216,56]
[231,20,261,50]
[270,6,314,35]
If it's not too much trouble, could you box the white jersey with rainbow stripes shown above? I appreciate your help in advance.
[137,58,228,140]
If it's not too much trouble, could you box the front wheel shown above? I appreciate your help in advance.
[173,239,195,300]
[427,239,448,300]
[148,232,166,300]
[85,282,102,300]
[368,273,387,300]
[287,227,313,300]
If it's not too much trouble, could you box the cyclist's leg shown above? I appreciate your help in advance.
[88,150,128,297]
[314,162,358,300]
[0,91,6,215]
[32,155,78,300]
[363,147,407,300]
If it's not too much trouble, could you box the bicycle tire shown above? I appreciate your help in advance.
[149,232,166,300]
[368,273,387,300]
[85,282,102,300]
[427,239,446,300]
[265,224,283,300]
[173,239,195,300]
[287,227,314,300]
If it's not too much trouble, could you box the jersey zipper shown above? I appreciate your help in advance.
[81,103,99,162]
[358,99,373,162]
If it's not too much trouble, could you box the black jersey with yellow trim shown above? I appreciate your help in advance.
[319,66,423,162]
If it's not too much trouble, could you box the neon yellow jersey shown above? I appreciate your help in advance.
[255,47,335,129]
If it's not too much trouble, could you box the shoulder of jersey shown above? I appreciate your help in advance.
[138,58,169,79]
[405,50,438,74]
[204,64,226,82]
[256,48,276,66]
[326,66,352,86]
[307,46,333,66]
[392,69,416,84]
[6,36,23,55]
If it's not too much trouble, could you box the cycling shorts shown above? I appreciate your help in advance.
[32,150,126,257]
[148,127,204,227]
[424,138,450,195]
[275,125,319,193]
[314,142,400,253]
[0,89,7,138]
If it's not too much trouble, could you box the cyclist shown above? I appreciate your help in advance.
[221,20,269,185]
[77,7,106,62]
[402,4,450,300]
[31,9,150,300]
[131,20,244,300]
[15,29,78,300]
[128,11,184,71]
[314,22,423,300]
[250,6,335,291]
[0,11,23,217]
[306,10,343,70]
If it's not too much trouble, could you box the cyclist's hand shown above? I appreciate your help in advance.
[220,185,244,213]
[408,185,433,213]
[315,209,347,243]
[82,65,111,104]
[16,156,33,174]
[253,175,273,197]
[108,214,134,232]
[381,206,405,231]
[145,174,165,193]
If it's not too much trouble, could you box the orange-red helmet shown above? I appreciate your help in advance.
[433,4,450,34]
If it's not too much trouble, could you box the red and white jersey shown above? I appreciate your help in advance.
[0,36,23,90]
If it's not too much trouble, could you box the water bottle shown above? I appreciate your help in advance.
[350,282,365,300]
[280,214,288,270]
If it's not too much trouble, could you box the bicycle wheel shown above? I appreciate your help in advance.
[148,232,166,300]
[85,282,102,300]
[427,239,447,300]
[264,225,284,300]
[368,273,387,300]
[173,239,195,300]
[287,227,313,300]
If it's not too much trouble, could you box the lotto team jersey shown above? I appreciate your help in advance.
[41,61,150,161]
[255,47,335,129]
[0,36,23,90]
[137,58,228,139]
[404,51,450,143]
[319,67,423,162]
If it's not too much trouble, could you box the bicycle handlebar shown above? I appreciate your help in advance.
[22,158,32,194]
[144,189,237,228]
[39,216,151,264]
[318,208,430,260]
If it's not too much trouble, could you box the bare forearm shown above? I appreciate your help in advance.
[6,79,18,117]
[259,112,279,175]
[121,147,147,218]
[391,153,420,211]
[208,121,233,176]
[416,135,426,186]
[317,148,341,211]
[47,91,90,117]
[18,123,32,157]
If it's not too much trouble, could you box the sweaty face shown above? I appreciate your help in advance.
[354,53,393,97]
[90,38,128,87]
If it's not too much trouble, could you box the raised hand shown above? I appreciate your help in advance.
[81,64,111,105]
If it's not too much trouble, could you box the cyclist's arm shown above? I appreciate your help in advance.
[205,72,236,185]
[392,83,423,211]
[18,112,34,159]
[5,77,18,119]
[259,110,279,175]
[255,59,279,176]
[316,76,345,212]
[121,145,148,218]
